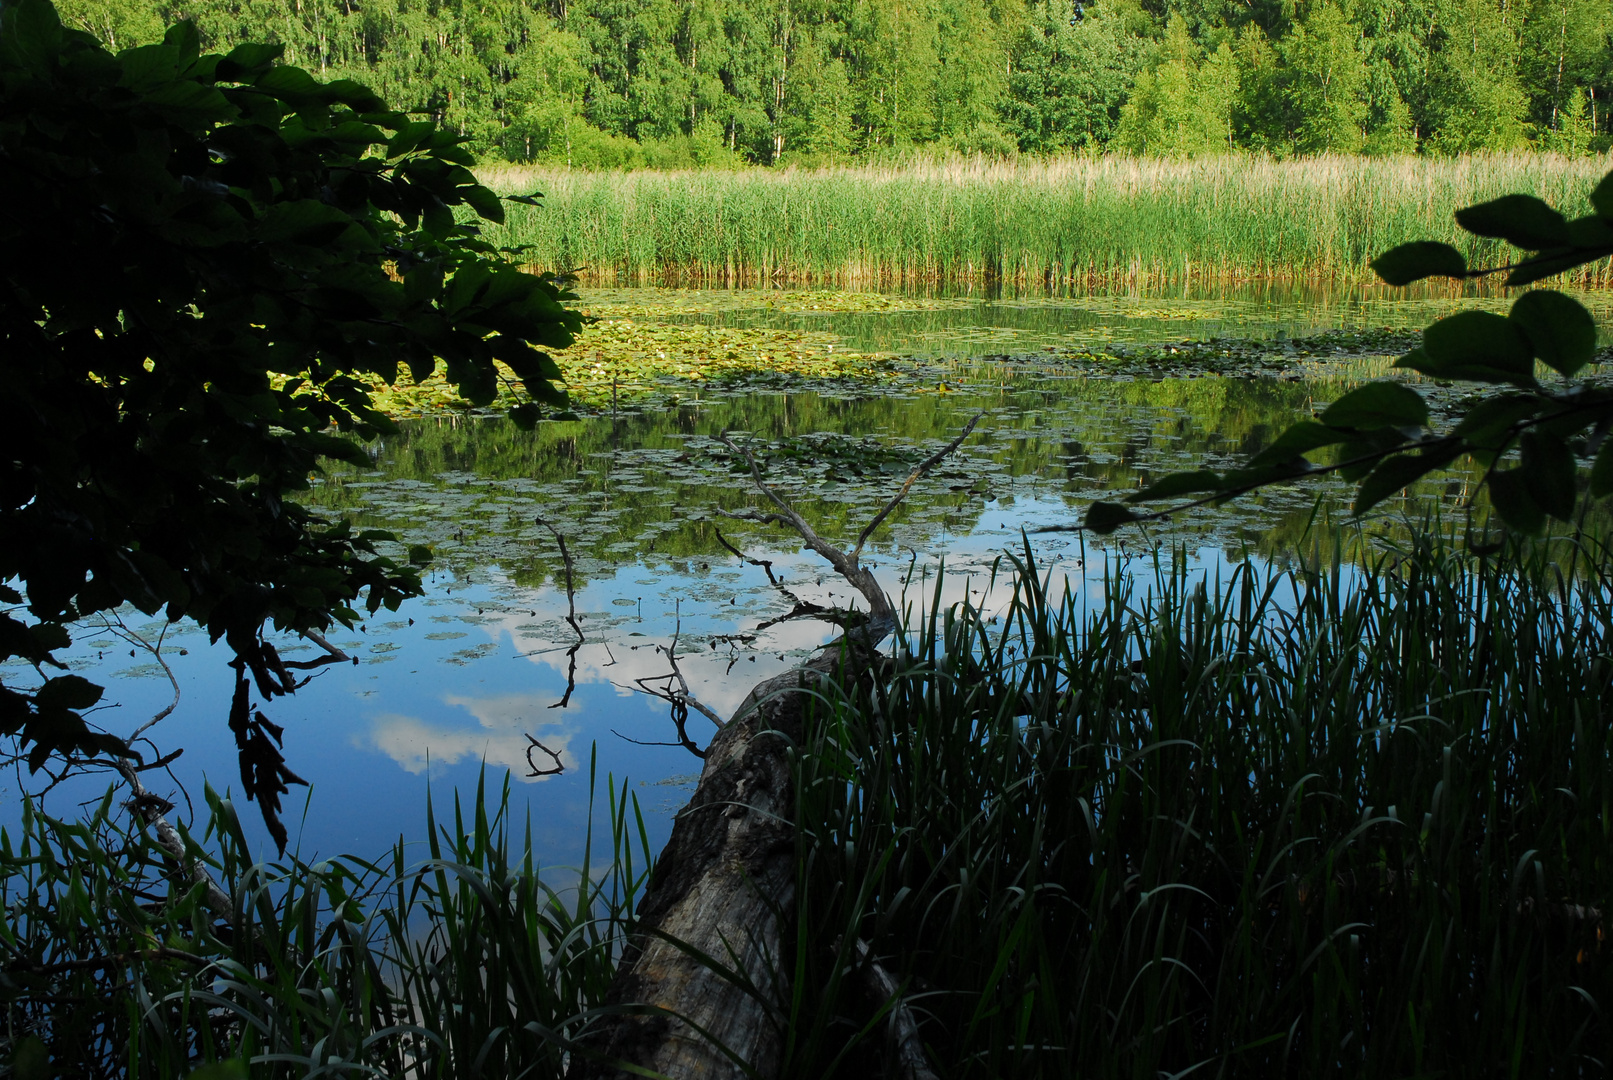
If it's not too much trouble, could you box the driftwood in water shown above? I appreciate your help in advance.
[573,419,977,1079]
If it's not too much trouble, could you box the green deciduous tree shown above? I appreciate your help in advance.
[0,0,581,847]
[1114,15,1238,156]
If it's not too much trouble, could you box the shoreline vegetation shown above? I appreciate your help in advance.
[7,535,1611,1075]
[481,153,1613,287]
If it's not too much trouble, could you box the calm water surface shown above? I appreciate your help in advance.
[6,281,1596,870]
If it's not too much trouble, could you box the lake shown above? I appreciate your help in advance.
[8,279,1608,874]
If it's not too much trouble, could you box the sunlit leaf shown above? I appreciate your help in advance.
[1413,312,1536,387]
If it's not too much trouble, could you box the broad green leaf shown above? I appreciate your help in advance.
[1415,312,1536,386]
[10,1035,49,1080]
[1454,194,1570,249]
[1319,383,1428,430]
[145,80,236,126]
[162,19,200,68]
[1566,215,1613,248]
[1084,501,1140,535]
[406,545,434,566]
[1519,430,1577,520]
[1126,470,1224,503]
[258,200,354,246]
[1486,468,1546,534]
[1370,242,1466,286]
[1352,446,1461,517]
[1592,438,1613,497]
[220,42,283,76]
[1591,169,1613,221]
[1508,290,1597,377]
[321,78,384,112]
[1452,395,1541,448]
[35,674,103,711]
[462,184,506,224]
[1246,421,1350,469]
[256,64,322,101]
[1336,428,1412,481]
[509,403,541,430]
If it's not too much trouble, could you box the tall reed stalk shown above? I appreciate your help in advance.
[481,154,1613,287]
[788,533,1613,1076]
[0,758,651,1079]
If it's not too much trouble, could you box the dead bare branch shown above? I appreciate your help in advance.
[853,413,982,561]
[853,938,941,1080]
[535,513,583,643]
[524,735,565,777]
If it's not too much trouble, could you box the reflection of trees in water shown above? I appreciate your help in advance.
[297,369,1484,587]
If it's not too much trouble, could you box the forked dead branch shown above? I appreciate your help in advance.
[573,415,980,1080]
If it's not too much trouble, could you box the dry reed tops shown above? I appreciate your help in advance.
[479,153,1613,286]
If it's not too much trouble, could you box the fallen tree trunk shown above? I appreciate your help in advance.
[572,419,977,1079]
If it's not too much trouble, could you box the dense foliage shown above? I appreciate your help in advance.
[1087,170,1613,538]
[0,0,581,847]
[792,536,1613,1075]
[52,0,1613,166]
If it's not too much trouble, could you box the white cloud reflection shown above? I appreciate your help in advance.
[363,691,573,780]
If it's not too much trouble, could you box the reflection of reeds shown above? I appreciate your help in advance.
[787,533,1613,1075]
[479,153,1613,287]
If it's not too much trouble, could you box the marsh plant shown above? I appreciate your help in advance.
[481,155,1613,286]
[788,534,1613,1076]
[0,763,651,1079]
[3,534,1611,1076]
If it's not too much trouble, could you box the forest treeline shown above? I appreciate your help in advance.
[54,0,1613,167]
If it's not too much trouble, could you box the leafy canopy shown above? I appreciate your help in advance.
[0,0,581,848]
[1083,174,1613,539]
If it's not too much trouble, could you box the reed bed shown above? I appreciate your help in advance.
[788,533,1613,1076]
[480,153,1613,287]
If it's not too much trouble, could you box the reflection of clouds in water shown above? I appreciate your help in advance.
[363,692,572,781]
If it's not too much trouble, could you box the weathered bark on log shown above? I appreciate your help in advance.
[575,625,886,1078]
[572,418,977,1078]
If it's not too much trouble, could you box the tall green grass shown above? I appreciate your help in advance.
[787,533,1613,1076]
[5,535,1612,1076]
[0,761,650,1079]
[481,153,1613,287]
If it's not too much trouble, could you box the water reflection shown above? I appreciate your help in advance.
[8,290,1574,871]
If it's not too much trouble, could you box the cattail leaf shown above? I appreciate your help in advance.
[1370,241,1467,286]
[1454,194,1570,249]
[1508,290,1597,377]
